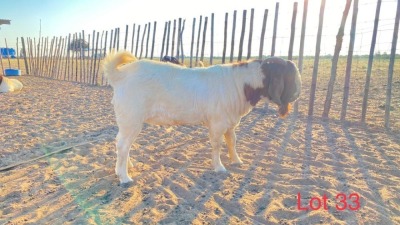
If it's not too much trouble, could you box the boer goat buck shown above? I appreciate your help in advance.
[103,51,301,184]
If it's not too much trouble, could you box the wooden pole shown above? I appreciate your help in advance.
[308,0,326,116]
[295,0,308,114]
[180,19,185,63]
[361,0,382,123]
[271,3,279,56]
[238,10,247,62]
[230,10,237,63]
[177,18,182,60]
[288,2,298,60]
[135,25,141,57]
[124,24,129,50]
[190,18,196,67]
[65,34,71,80]
[247,8,254,60]
[222,12,228,64]
[21,37,30,74]
[322,0,352,117]
[160,21,168,60]
[93,32,100,85]
[172,20,176,57]
[146,22,151,58]
[200,16,208,63]
[116,28,120,51]
[16,38,20,70]
[340,0,359,121]
[166,21,171,56]
[131,24,136,54]
[210,13,214,65]
[140,24,147,59]
[4,38,11,68]
[195,16,202,66]
[81,31,86,83]
[384,0,400,128]
[259,9,268,60]
[151,21,157,60]
[109,29,114,52]
[102,31,108,85]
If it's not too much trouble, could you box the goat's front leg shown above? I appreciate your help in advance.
[224,128,243,165]
[209,126,227,172]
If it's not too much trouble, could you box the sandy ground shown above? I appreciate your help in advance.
[1,75,400,225]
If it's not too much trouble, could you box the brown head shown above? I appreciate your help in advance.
[244,57,301,117]
[261,57,301,117]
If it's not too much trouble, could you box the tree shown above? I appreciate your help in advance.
[68,38,88,52]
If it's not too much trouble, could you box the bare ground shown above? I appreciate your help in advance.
[0,75,399,224]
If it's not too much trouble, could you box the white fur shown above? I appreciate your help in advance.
[0,76,23,93]
[104,51,275,184]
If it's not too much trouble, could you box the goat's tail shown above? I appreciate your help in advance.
[103,51,137,84]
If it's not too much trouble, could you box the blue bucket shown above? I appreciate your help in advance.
[4,69,21,76]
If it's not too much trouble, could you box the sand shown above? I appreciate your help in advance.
[0,75,399,224]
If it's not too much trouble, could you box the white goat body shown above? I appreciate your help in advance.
[103,51,301,184]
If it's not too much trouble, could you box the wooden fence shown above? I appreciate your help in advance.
[1,0,399,129]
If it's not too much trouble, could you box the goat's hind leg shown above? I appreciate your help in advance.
[224,128,243,165]
[115,124,142,184]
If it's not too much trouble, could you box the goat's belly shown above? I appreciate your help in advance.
[145,107,204,126]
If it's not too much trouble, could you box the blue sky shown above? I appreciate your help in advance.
[0,0,398,56]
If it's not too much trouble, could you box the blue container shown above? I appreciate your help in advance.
[4,69,21,76]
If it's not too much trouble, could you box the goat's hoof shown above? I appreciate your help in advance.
[231,158,243,165]
[119,177,133,186]
[214,166,227,173]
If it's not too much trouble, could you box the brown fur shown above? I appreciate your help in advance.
[0,75,3,85]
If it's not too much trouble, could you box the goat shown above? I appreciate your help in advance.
[103,51,301,184]
[0,75,23,93]
[161,56,183,66]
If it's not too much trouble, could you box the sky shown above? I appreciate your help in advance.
[0,0,398,57]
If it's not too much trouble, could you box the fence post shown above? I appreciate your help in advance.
[222,13,228,64]
[210,13,214,65]
[361,0,382,123]
[238,10,246,62]
[230,10,237,63]
[146,22,151,58]
[384,0,400,128]
[247,8,254,60]
[151,21,157,60]
[16,38,20,70]
[295,0,308,114]
[180,20,185,63]
[21,37,30,74]
[124,24,129,50]
[172,20,176,58]
[259,9,268,60]
[195,16,202,66]
[190,18,196,67]
[308,0,326,116]
[161,21,168,60]
[271,3,279,56]
[135,25,141,57]
[166,21,171,56]
[131,24,136,54]
[200,16,208,63]
[177,18,182,60]
[340,0,359,121]
[140,23,147,59]
[288,2,298,60]
[322,0,352,117]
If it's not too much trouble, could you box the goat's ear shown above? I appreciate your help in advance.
[267,74,284,105]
